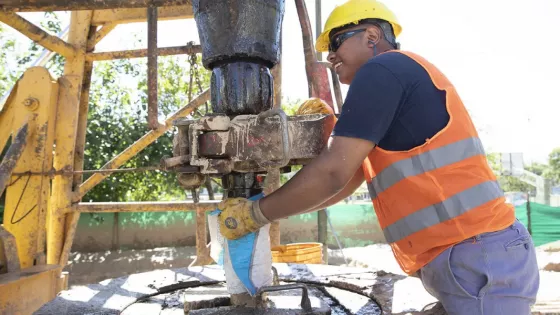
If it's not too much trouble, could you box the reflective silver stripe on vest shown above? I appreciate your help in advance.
[368,137,485,198]
[382,180,504,243]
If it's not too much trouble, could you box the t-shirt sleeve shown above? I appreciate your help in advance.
[331,61,404,145]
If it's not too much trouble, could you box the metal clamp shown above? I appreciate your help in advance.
[256,283,312,312]
[188,115,232,174]
[256,108,291,170]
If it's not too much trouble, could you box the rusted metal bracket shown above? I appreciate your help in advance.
[0,122,28,198]
[175,110,335,175]
[0,226,21,273]
[189,205,214,267]
[255,109,291,170]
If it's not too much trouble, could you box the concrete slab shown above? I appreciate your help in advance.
[37,263,441,315]
[36,266,226,315]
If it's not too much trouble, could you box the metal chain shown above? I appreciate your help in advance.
[192,55,209,114]
[186,42,209,115]
[187,52,195,103]
[187,52,204,118]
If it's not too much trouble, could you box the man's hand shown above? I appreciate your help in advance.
[217,198,271,240]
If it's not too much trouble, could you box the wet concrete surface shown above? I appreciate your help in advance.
[56,242,560,314]
[37,263,442,315]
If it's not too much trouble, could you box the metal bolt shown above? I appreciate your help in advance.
[23,97,39,111]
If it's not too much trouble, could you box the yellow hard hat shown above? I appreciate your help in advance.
[295,98,334,115]
[315,0,402,52]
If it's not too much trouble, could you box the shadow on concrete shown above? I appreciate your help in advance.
[36,265,226,315]
[65,246,197,286]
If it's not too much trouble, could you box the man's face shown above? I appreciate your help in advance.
[327,25,376,84]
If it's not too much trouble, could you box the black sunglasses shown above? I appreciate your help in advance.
[328,29,366,52]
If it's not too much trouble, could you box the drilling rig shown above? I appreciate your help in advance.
[0,0,351,314]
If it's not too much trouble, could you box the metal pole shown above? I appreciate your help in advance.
[294,0,334,106]
[526,192,532,235]
[0,0,192,12]
[544,178,552,206]
[269,29,283,248]
[59,26,97,268]
[147,5,159,130]
[315,0,322,62]
[86,44,202,61]
[75,201,220,213]
[47,10,93,266]
[314,0,329,264]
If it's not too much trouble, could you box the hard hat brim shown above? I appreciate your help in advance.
[315,21,402,53]
[315,32,330,53]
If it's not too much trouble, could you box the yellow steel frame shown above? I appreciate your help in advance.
[1,67,59,269]
[0,4,262,314]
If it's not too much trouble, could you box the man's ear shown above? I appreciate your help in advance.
[365,26,381,47]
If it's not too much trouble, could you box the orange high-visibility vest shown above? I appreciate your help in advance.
[362,51,515,275]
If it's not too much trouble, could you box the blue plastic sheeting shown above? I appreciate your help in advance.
[209,193,265,295]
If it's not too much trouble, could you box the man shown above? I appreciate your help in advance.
[217,0,540,313]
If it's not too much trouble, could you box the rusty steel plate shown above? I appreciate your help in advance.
[174,113,335,174]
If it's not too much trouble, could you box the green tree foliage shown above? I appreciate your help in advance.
[82,55,211,202]
[487,152,533,193]
[0,24,16,97]
[0,13,214,208]
[544,147,560,185]
[1,12,64,96]
[486,151,557,194]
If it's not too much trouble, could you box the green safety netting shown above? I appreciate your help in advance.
[515,202,560,246]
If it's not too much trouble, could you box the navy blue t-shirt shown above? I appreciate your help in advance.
[332,51,450,151]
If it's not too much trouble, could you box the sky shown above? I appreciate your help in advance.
[7,0,560,165]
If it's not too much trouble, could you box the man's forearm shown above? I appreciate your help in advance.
[259,155,349,221]
[305,166,365,213]
[258,136,373,222]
